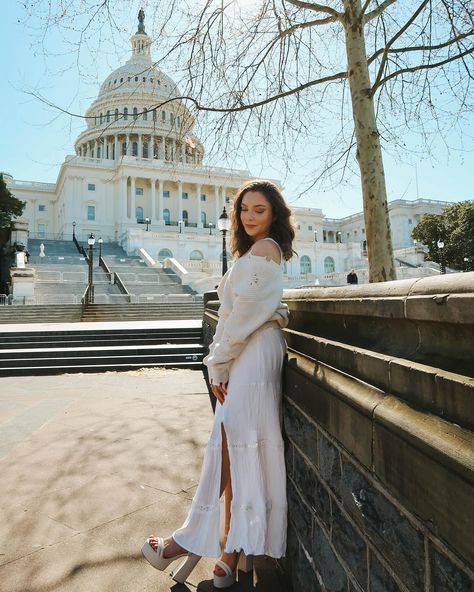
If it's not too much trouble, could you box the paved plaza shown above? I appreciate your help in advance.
[0,368,287,592]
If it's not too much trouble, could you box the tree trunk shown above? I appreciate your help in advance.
[343,0,396,282]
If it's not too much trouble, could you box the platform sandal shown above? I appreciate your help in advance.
[213,552,253,589]
[141,537,201,583]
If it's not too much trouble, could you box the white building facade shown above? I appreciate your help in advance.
[5,15,453,286]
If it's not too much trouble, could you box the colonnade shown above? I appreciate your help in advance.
[120,176,229,228]
[77,134,201,164]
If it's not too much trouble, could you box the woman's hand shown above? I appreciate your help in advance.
[211,382,228,405]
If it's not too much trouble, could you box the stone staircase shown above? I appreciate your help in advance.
[0,321,204,375]
[99,242,195,299]
[28,239,123,304]
[80,302,204,322]
[0,305,83,324]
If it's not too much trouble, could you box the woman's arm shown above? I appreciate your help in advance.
[204,249,284,385]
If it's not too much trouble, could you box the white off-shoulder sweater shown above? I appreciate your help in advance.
[204,246,289,385]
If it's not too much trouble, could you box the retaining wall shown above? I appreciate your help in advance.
[203,272,474,591]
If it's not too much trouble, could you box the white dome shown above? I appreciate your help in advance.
[98,63,179,102]
[74,12,204,161]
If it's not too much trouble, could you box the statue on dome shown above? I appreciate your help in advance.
[137,8,146,34]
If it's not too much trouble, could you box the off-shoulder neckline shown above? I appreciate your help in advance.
[246,251,283,268]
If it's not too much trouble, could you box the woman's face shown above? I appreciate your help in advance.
[240,191,273,242]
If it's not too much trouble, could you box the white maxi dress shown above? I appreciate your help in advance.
[172,238,289,559]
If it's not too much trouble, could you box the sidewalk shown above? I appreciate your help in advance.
[0,368,288,592]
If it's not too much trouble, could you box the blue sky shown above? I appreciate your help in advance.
[1,2,472,218]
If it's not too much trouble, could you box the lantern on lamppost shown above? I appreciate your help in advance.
[218,207,230,276]
[209,222,214,236]
[87,233,96,304]
[437,239,446,274]
[145,217,150,231]
[98,237,103,260]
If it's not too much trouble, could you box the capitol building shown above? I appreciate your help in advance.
[6,14,451,288]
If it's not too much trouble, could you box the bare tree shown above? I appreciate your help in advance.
[22,0,474,282]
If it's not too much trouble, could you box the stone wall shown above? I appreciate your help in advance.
[202,273,474,591]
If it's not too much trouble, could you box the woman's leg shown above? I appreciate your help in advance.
[215,424,239,576]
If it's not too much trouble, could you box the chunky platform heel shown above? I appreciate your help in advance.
[213,552,253,589]
[237,552,254,573]
[141,536,189,572]
[172,553,201,584]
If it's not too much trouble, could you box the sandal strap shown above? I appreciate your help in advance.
[215,560,233,577]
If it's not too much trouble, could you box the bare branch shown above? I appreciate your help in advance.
[375,46,474,90]
[368,27,474,65]
[284,0,342,20]
[363,0,396,25]
[371,0,430,94]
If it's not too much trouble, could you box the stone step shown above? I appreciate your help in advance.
[0,322,204,375]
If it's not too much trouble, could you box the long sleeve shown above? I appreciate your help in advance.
[203,255,286,385]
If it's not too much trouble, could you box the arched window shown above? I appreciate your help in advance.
[143,142,148,158]
[114,108,119,121]
[324,256,335,273]
[136,207,143,222]
[158,248,173,260]
[201,211,206,225]
[133,107,138,121]
[143,108,147,121]
[106,110,110,123]
[99,113,103,124]
[97,146,101,158]
[122,142,127,156]
[300,255,312,274]
[132,142,138,156]
[182,210,188,225]
[123,107,128,120]
[163,209,170,225]
[190,250,204,260]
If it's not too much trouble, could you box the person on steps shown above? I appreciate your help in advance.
[141,179,295,588]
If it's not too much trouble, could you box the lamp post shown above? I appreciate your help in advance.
[336,231,342,243]
[314,230,318,242]
[209,222,214,236]
[72,221,76,240]
[87,233,95,304]
[437,239,446,274]
[145,217,150,231]
[178,220,183,234]
[98,237,103,260]
[218,207,230,276]
[464,257,470,272]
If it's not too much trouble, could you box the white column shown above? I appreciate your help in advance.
[122,176,128,221]
[114,135,119,160]
[177,181,183,224]
[130,176,136,222]
[126,134,131,156]
[158,179,164,223]
[221,187,227,211]
[93,140,98,158]
[150,178,156,222]
[159,136,165,160]
[214,186,220,226]
[149,135,154,160]
[138,134,143,159]
[196,184,202,228]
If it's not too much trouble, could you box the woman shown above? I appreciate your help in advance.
[142,179,295,588]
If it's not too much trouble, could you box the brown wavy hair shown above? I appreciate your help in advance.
[230,180,296,261]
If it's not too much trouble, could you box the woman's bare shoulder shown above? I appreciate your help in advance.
[250,239,281,264]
